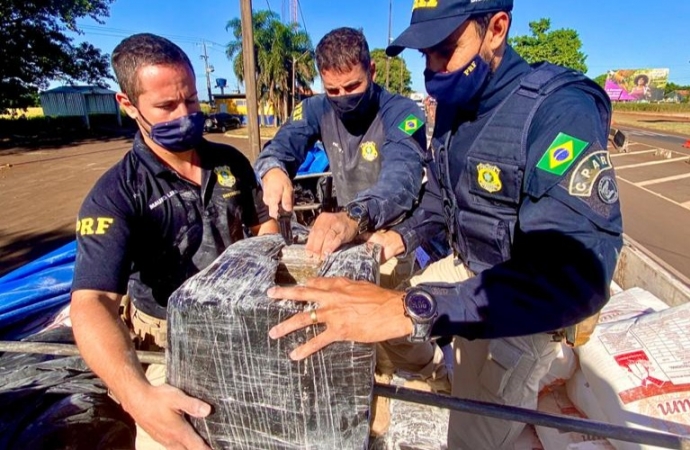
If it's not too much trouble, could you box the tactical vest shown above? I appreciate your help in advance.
[319,107,385,206]
[436,63,611,274]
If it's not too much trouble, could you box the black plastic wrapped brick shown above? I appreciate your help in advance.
[167,234,379,449]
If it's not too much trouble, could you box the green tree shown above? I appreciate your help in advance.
[225,10,316,125]
[370,49,412,95]
[0,0,114,113]
[593,74,607,88]
[664,81,690,96]
[509,18,587,73]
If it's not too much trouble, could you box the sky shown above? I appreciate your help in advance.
[65,0,690,101]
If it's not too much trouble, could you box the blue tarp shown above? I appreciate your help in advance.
[0,241,76,336]
[297,143,329,175]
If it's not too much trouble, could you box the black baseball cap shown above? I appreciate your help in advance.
[386,0,513,56]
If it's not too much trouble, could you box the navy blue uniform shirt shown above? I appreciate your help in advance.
[395,47,623,339]
[254,84,427,229]
[72,133,270,318]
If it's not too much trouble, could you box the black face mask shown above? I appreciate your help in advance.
[326,80,375,123]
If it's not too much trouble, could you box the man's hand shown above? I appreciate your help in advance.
[123,383,212,450]
[362,230,405,263]
[267,277,413,360]
[262,168,293,219]
[306,212,359,259]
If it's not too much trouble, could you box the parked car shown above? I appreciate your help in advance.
[204,113,242,133]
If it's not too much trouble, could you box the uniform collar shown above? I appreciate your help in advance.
[476,45,532,115]
[132,131,212,178]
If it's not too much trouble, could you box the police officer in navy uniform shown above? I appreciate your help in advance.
[255,27,427,261]
[70,34,277,450]
[267,2,623,449]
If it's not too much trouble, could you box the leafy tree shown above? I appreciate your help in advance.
[509,18,587,73]
[664,81,690,96]
[593,74,607,88]
[0,0,114,113]
[370,49,412,95]
[226,10,316,125]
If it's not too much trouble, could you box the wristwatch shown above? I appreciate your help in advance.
[403,287,438,343]
[345,202,370,235]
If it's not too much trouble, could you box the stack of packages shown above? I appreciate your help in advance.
[535,286,690,450]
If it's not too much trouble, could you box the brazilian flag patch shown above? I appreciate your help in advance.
[398,114,423,136]
[536,132,589,176]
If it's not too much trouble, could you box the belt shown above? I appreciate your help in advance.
[120,295,168,351]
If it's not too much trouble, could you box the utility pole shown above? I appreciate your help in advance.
[200,41,214,106]
[385,0,392,90]
[240,0,261,160]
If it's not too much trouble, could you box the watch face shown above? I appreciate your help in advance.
[348,204,366,220]
[406,291,436,320]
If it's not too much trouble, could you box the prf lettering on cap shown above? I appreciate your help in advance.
[76,217,114,235]
[413,0,438,10]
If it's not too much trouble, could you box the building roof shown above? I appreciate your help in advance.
[42,85,116,96]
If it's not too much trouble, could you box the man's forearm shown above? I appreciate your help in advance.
[70,291,152,412]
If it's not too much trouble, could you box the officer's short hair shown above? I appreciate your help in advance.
[112,33,194,105]
[472,11,512,38]
[315,27,371,74]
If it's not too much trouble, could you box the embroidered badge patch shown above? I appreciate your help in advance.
[360,141,378,162]
[568,151,613,197]
[398,114,423,136]
[536,132,589,176]
[477,163,502,193]
[597,176,619,204]
[214,166,236,188]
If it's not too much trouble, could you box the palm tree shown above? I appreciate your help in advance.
[226,10,316,125]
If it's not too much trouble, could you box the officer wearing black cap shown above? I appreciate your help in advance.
[266,1,623,449]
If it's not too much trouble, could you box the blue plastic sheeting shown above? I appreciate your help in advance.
[297,143,329,175]
[0,241,76,336]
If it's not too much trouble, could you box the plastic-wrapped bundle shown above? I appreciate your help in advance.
[167,235,379,449]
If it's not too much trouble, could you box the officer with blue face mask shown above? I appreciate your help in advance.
[70,33,278,450]
[266,1,623,448]
[255,27,427,266]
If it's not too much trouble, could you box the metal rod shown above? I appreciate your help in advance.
[374,384,690,450]
[3,340,687,449]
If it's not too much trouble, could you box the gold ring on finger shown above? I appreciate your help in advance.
[310,309,318,324]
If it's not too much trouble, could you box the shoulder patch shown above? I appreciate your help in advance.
[398,114,423,136]
[567,151,613,197]
[536,132,589,175]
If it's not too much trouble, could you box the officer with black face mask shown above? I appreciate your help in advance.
[255,27,428,267]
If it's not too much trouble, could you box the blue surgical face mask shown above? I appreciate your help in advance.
[424,54,491,109]
[138,110,205,153]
